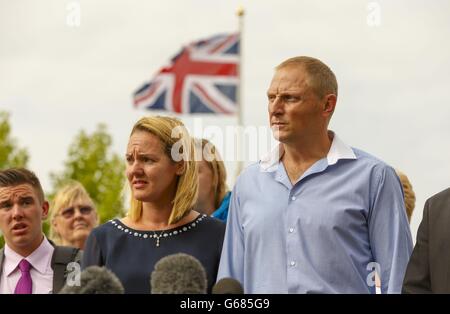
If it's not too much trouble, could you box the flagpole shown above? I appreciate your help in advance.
[235,5,245,179]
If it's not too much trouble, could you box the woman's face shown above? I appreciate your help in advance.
[126,131,183,204]
[52,197,97,248]
[197,160,215,210]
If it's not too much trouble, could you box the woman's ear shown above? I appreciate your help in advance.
[175,161,185,176]
[95,211,100,225]
[51,216,59,232]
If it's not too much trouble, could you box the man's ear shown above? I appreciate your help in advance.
[41,201,50,220]
[322,94,337,117]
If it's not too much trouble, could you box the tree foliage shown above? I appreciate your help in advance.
[49,123,126,224]
[0,111,30,247]
[0,111,29,169]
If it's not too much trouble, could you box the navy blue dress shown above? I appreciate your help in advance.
[82,214,226,294]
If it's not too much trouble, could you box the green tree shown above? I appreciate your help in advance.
[49,123,126,224]
[0,111,29,169]
[0,111,30,247]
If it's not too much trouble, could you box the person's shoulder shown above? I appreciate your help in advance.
[201,215,226,229]
[351,147,390,168]
[199,216,226,247]
[90,219,117,238]
[52,244,82,263]
[421,188,450,222]
[352,147,397,172]
[198,215,226,235]
[233,162,267,187]
[427,187,450,208]
[349,147,399,182]
[238,162,261,177]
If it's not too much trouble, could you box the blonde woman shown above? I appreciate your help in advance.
[50,181,98,249]
[194,138,231,222]
[82,116,226,294]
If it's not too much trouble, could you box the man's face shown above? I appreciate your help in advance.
[0,184,48,255]
[267,66,328,144]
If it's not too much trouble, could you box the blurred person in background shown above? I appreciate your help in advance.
[82,116,225,293]
[50,181,98,250]
[194,138,231,222]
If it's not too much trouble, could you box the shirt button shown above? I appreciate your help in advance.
[291,196,296,201]
[289,228,294,233]
[290,261,296,267]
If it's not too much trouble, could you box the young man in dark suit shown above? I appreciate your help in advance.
[0,168,81,294]
[402,187,450,293]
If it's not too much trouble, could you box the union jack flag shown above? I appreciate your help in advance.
[133,33,239,114]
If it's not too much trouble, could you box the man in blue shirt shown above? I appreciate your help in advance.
[217,56,413,293]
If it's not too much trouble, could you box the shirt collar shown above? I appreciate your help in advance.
[4,236,55,276]
[259,131,356,172]
[326,131,357,165]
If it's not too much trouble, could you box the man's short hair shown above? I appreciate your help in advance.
[276,56,338,98]
[0,168,45,203]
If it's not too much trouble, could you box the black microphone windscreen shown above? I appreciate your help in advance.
[151,253,207,294]
[59,266,124,294]
[212,278,244,294]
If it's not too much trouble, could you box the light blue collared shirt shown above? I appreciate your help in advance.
[217,132,413,293]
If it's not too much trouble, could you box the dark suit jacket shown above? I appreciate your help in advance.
[0,239,83,293]
[402,187,450,293]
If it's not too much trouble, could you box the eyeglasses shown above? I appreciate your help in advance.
[59,206,94,219]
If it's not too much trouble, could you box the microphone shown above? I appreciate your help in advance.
[212,278,244,294]
[150,253,207,294]
[59,266,124,294]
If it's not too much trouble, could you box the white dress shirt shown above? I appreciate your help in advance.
[0,236,54,294]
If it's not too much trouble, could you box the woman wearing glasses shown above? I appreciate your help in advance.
[49,181,98,249]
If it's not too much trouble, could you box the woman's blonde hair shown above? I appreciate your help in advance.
[198,138,228,209]
[395,169,416,222]
[49,180,97,244]
[127,116,198,225]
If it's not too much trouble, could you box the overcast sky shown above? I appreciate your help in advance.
[1,0,449,240]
